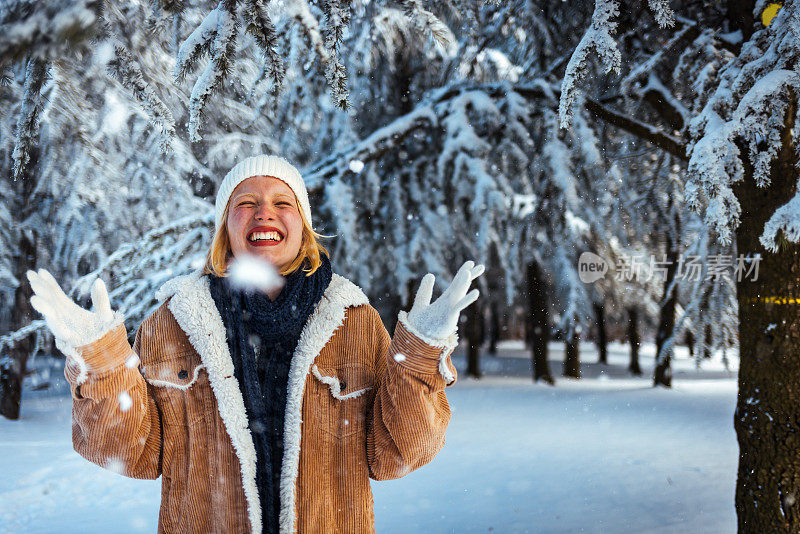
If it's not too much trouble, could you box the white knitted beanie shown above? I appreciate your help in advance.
[215,154,312,231]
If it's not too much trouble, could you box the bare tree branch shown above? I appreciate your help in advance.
[584,97,688,160]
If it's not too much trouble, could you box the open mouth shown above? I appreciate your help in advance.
[246,227,284,246]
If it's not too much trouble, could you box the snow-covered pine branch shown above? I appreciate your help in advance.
[106,43,176,153]
[151,0,184,15]
[11,57,49,181]
[299,83,510,301]
[286,0,333,76]
[3,0,468,143]
[734,70,799,189]
[0,319,48,361]
[244,0,285,111]
[304,102,439,189]
[685,1,800,247]
[173,4,221,84]
[558,0,621,129]
[647,0,675,29]
[187,1,239,142]
[400,0,454,51]
[0,0,100,68]
[560,0,677,128]
[321,0,352,110]
[762,193,800,251]
[72,211,214,328]
[672,30,733,115]
[543,109,580,210]
[302,79,609,320]
[620,21,699,107]
[0,209,213,352]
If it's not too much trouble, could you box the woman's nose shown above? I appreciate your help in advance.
[254,203,275,221]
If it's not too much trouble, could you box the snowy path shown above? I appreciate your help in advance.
[0,342,737,533]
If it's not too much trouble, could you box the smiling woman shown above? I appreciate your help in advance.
[26,153,485,534]
[207,175,314,301]
[203,161,328,286]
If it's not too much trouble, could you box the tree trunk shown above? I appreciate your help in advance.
[563,327,581,379]
[527,261,554,384]
[488,302,500,355]
[703,323,713,359]
[685,330,695,359]
[0,139,41,420]
[395,48,414,116]
[385,278,418,335]
[0,230,38,420]
[733,98,800,531]
[654,214,680,388]
[699,285,713,359]
[465,300,482,379]
[627,306,642,376]
[594,302,608,364]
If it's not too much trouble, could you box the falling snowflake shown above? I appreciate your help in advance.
[118,391,133,412]
[348,159,365,173]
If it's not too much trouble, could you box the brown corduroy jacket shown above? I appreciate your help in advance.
[64,271,458,533]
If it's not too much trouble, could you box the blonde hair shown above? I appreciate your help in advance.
[202,196,329,278]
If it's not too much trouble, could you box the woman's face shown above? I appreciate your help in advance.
[226,175,304,273]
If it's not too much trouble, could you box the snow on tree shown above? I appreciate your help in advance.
[575,0,800,527]
[686,14,800,248]
[559,0,675,128]
[1,0,750,419]
[558,0,622,129]
[0,0,101,68]
[1,1,639,369]
[106,41,176,152]
[11,57,48,181]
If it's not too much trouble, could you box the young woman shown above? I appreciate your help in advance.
[27,154,484,533]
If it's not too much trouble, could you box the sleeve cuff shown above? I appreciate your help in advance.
[395,311,458,384]
[73,322,134,375]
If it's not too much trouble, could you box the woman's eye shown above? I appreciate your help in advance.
[276,202,291,207]
[238,201,254,207]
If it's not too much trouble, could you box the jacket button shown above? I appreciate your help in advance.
[339,380,347,390]
[178,369,189,379]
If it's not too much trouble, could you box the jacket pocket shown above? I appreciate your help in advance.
[312,363,372,440]
[142,350,206,426]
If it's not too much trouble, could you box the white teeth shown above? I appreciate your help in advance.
[248,231,282,242]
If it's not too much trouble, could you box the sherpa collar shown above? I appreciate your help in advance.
[155,269,369,534]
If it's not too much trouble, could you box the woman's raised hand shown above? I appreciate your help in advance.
[406,260,485,340]
[27,269,120,350]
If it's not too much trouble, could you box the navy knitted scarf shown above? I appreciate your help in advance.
[208,254,332,534]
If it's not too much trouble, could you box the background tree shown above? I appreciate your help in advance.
[3,18,774,530]
[561,0,800,529]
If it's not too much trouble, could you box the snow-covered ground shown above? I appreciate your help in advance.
[0,340,738,533]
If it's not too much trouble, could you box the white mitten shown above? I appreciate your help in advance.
[406,260,485,340]
[27,269,123,355]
